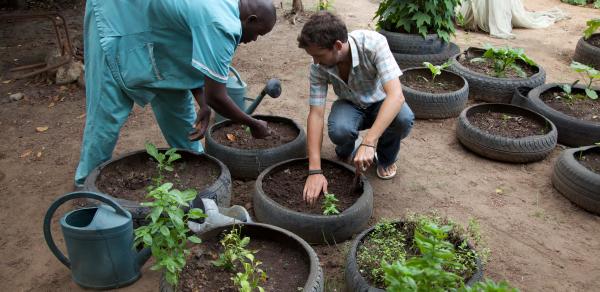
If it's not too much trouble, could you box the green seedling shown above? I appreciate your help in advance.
[501,114,512,121]
[357,220,406,286]
[558,80,582,101]
[145,141,182,187]
[213,226,255,271]
[322,192,340,215]
[584,18,600,39]
[232,257,267,292]
[421,61,452,83]
[316,0,334,11]
[470,45,536,78]
[569,62,599,100]
[134,183,206,286]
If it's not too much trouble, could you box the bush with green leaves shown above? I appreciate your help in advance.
[322,192,341,215]
[232,257,268,292]
[422,61,452,83]
[213,226,255,271]
[583,18,600,39]
[470,45,537,78]
[134,183,206,286]
[570,62,599,100]
[145,142,181,187]
[561,0,600,9]
[374,0,462,43]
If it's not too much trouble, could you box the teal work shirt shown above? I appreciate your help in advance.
[89,0,242,105]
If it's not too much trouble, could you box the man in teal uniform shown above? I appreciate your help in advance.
[75,0,276,186]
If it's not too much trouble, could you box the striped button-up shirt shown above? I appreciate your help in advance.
[309,30,402,108]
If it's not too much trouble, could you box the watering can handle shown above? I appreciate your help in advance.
[229,66,243,85]
[43,192,131,268]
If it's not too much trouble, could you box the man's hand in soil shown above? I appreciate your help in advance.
[303,173,328,205]
[250,119,271,139]
[188,106,211,141]
[353,144,376,173]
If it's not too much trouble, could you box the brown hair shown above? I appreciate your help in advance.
[297,11,348,49]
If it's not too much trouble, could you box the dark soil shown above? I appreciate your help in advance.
[213,120,299,150]
[540,88,600,123]
[231,179,256,212]
[262,160,362,215]
[587,34,600,48]
[401,70,463,93]
[96,152,220,202]
[179,233,309,291]
[458,54,537,79]
[469,111,549,138]
[577,149,600,174]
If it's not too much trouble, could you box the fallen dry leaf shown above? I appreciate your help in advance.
[77,113,86,119]
[495,188,503,195]
[36,151,42,158]
[20,150,32,158]
[48,102,55,108]
[36,126,49,133]
[2,80,12,84]
[226,133,236,142]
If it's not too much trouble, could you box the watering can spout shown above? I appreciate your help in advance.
[245,78,281,115]
[136,247,152,268]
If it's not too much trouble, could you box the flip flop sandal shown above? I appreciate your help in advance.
[377,163,397,180]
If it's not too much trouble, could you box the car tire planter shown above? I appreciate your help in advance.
[510,86,534,108]
[449,47,546,103]
[253,158,373,244]
[573,34,600,70]
[401,67,469,119]
[393,42,460,70]
[552,146,600,215]
[159,223,324,292]
[205,115,307,179]
[84,149,231,223]
[521,83,600,147]
[378,29,447,54]
[344,221,484,292]
[456,103,558,163]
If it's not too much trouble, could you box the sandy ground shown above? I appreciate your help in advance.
[1,0,599,291]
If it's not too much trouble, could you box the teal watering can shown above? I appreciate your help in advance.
[43,192,151,289]
[215,66,282,122]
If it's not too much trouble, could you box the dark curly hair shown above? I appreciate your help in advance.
[297,11,348,49]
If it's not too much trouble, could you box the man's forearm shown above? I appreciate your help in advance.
[307,107,325,170]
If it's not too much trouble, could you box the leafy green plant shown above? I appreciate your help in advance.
[232,257,267,292]
[470,45,536,78]
[422,61,451,83]
[569,62,599,100]
[213,226,255,271]
[357,220,407,286]
[145,142,182,187]
[583,18,600,39]
[374,0,462,43]
[322,192,340,215]
[558,81,582,101]
[561,0,600,9]
[134,183,206,286]
[316,0,333,11]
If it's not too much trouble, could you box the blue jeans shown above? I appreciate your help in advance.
[327,99,414,168]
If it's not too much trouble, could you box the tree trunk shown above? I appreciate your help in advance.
[292,0,303,14]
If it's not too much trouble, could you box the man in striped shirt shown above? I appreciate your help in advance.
[298,12,414,204]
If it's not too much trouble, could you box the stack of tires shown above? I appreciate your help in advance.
[379,29,460,70]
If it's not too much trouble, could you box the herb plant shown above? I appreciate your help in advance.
[232,257,268,292]
[422,61,451,83]
[134,183,206,286]
[145,142,182,187]
[569,62,599,100]
[357,220,407,286]
[583,18,600,39]
[374,0,462,43]
[316,0,333,11]
[470,45,536,78]
[213,226,255,271]
[322,192,341,215]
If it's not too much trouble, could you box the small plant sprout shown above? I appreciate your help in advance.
[322,192,340,215]
[569,62,599,100]
[213,226,255,271]
[470,44,536,78]
[316,0,333,11]
[145,141,182,187]
[558,80,581,101]
[134,183,206,286]
[583,18,600,39]
[232,257,268,292]
[422,61,452,83]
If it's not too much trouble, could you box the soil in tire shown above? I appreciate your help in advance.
[262,160,362,214]
[96,155,219,201]
[213,120,299,150]
[401,70,462,93]
[469,111,549,138]
[577,148,600,174]
[178,236,309,291]
[458,55,537,79]
[540,88,600,123]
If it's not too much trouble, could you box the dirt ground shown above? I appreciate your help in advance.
[1,0,599,291]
